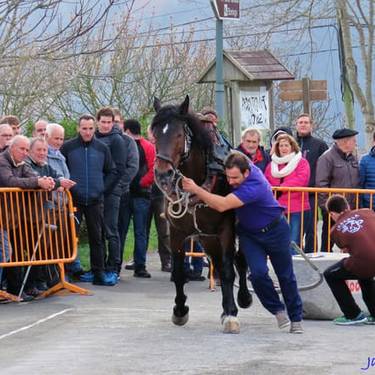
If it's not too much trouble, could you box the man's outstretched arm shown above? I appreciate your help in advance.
[182,177,243,212]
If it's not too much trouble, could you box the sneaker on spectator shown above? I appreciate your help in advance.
[290,321,304,334]
[93,272,117,286]
[79,271,94,283]
[275,310,290,329]
[187,270,205,281]
[25,287,42,297]
[19,292,34,302]
[365,316,375,325]
[125,260,135,270]
[333,312,367,325]
[35,281,48,291]
[134,267,151,278]
[161,263,172,272]
[105,271,119,285]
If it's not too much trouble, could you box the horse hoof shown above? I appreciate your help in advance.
[238,290,253,309]
[222,316,240,334]
[172,312,189,326]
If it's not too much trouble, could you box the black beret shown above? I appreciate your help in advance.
[332,128,358,140]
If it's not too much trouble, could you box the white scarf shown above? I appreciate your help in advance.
[271,151,302,178]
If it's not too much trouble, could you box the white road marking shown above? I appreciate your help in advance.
[0,308,73,341]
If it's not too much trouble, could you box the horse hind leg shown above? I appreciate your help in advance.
[235,249,253,309]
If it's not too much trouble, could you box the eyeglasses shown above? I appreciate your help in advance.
[0,134,13,138]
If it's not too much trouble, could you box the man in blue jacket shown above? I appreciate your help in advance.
[61,114,118,286]
[360,132,375,210]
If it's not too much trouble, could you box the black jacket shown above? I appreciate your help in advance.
[95,127,128,196]
[61,135,117,205]
[297,133,328,187]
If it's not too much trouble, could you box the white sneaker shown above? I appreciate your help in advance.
[275,311,290,329]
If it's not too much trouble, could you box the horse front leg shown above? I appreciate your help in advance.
[220,251,240,333]
[170,238,189,326]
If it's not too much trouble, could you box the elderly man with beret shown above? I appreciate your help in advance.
[316,128,360,251]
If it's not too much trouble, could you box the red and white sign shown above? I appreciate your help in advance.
[211,0,240,20]
[346,280,361,293]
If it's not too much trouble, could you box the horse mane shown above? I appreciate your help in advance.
[151,104,213,152]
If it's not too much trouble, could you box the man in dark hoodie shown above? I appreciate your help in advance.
[296,114,328,252]
[95,107,128,282]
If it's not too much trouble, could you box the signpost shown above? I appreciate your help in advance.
[211,0,240,20]
[279,77,328,114]
[210,0,240,121]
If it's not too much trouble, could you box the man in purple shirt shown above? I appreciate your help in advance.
[182,151,303,333]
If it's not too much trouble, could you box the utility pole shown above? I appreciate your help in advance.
[215,18,225,120]
[210,0,240,121]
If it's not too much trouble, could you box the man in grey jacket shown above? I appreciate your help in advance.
[316,128,360,251]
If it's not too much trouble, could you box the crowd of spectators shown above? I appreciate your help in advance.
[0,107,373,303]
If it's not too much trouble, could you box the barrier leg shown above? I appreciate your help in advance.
[40,263,92,298]
[0,290,20,302]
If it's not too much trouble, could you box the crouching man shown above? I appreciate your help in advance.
[324,195,375,325]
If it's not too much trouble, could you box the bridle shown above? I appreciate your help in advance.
[154,122,206,231]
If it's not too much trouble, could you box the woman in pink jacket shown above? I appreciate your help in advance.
[265,134,310,254]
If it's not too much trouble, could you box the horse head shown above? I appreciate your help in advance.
[151,96,210,195]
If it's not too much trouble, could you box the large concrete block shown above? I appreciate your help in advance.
[292,252,368,320]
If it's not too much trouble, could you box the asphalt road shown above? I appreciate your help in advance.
[0,253,373,375]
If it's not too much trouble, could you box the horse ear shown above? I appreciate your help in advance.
[179,95,190,115]
[154,97,161,112]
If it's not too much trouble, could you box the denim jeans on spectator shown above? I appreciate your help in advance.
[104,193,121,272]
[183,240,203,274]
[288,212,304,255]
[0,230,10,285]
[303,194,317,253]
[120,195,151,269]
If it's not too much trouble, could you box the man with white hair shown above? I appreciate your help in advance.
[0,135,55,300]
[236,128,270,172]
[32,120,48,138]
[0,123,13,153]
[45,123,84,278]
[45,123,70,178]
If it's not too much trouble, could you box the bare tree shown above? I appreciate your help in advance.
[337,0,374,148]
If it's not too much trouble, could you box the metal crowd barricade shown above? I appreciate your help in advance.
[271,186,375,252]
[0,188,91,302]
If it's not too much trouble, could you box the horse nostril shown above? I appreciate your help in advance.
[166,169,174,178]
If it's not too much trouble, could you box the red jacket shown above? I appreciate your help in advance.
[264,157,310,213]
[138,137,155,189]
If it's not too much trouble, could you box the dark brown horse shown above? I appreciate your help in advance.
[151,96,252,333]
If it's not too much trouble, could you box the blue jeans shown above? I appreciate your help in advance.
[303,194,318,253]
[0,230,10,284]
[237,217,303,322]
[120,196,151,269]
[183,241,204,274]
[289,212,311,255]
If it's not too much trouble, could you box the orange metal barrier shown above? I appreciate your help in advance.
[185,237,215,290]
[0,188,91,302]
[271,186,375,252]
